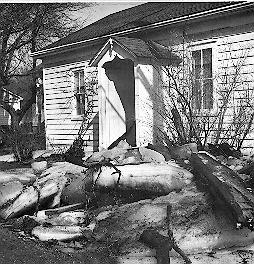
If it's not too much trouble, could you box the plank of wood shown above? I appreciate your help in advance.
[190,152,254,230]
[44,203,86,216]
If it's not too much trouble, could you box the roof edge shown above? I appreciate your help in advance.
[89,37,141,67]
[32,2,253,58]
[2,87,23,100]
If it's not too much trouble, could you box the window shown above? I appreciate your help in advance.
[74,70,86,115]
[192,48,213,109]
[73,68,98,116]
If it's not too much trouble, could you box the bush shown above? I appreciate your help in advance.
[6,125,46,161]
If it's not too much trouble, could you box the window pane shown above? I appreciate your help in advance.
[76,94,81,115]
[203,63,212,79]
[74,71,85,115]
[203,48,212,78]
[203,48,212,64]
[192,79,202,109]
[81,94,86,115]
[74,72,79,90]
[203,79,213,109]
[76,94,86,115]
[192,48,213,110]
[192,50,201,79]
[79,71,84,93]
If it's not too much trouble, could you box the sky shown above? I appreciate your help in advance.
[79,1,145,25]
[69,0,230,26]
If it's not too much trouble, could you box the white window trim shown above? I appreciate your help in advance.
[67,61,89,120]
[189,40,219,114]
[71,68,85,119]
[70,65,98,120]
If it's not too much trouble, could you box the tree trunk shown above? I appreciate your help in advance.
[171,108,187,145]
[10,114,22,161]
[36,85,42,135]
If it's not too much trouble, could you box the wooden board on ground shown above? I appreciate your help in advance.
[190,151,254,230]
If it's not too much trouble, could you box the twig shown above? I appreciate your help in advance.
[167,205,192,264]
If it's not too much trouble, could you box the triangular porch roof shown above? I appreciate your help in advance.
[89,36,181,67]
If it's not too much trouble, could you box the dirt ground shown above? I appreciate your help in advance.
[0,224,87,264]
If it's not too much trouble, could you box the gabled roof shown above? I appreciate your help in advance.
[90,36,181,66]
[2,87,23,101]
[34,1,250,57]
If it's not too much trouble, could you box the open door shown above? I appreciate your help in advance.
[103,56,136,147]
[96,50,136,149]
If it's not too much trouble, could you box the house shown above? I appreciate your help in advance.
[0,88,22,127]
[32,2,254,153]
[0,70,44,130]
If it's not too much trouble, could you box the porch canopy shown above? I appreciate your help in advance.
[89,37,180,149]
[89,36,180,67]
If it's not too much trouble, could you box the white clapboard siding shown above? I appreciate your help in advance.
[45,92,74,100]
[46,134,98,141]
[43,60,99,150]
[46,134,98,143]
[46,122,97,131]
[217,32,254,48]
[47,138,97,148]
[217,59,254,71]
[44,103,74,110]
[45,98,99,108]
[44,87,72,95]
[46,113,73,120]
[180,32,254,150]
[45,109,73,115]
[45,119,80,125]
[46,135,94,143]
[44,71,69,80]
[43,82,71,91]
[44,78,70,87]
[45,97,75,106]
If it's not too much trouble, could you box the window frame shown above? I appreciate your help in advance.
[73,69,87,116]
[70,66,98,119]
[189,40,218,113]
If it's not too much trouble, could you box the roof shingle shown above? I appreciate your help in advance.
[41,2,241,52]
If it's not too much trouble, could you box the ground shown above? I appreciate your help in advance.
[0,159,84,263]
[1,155,254,264]
[0,225,86,264]
[0,157,116,264]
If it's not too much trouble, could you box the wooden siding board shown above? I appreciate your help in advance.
[217,32,254,48]
[44,104,73,111]
[44,78,70,87]
[44,82,70,91]
[45,93,74,100]
[45,87,76,95]
[44,59,99,149]
[44,87,72,95]
[44,60,89,74]
[45,98,74,106]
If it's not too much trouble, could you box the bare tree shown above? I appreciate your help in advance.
[0,3,92,160]
[149,37,254,150]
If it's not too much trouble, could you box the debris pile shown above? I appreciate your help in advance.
[1,140,254,263]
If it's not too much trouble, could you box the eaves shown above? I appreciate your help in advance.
[31,2,254,59]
